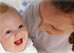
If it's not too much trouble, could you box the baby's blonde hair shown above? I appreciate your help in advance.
[0,2,18,15]
[0,3,9,14]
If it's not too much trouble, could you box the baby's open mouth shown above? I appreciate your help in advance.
[14,38,23,46]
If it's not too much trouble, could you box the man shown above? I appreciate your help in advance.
[23,0,74,53]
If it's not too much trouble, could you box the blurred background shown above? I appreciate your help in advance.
[0,0,35,15]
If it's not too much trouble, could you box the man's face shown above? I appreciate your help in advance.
[0,10,28,52]
[39,6,74,35]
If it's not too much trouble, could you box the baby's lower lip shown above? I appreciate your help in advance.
[14,38,23,46]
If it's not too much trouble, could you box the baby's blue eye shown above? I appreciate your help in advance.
[6,30,12,34]
[19,25,23,28]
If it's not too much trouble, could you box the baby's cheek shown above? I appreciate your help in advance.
[22,30,28,41]
[2,35,14,46]
[22,29,28,37]
[5,37,14,44]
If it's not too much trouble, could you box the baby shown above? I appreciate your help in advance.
[0,3,37,53]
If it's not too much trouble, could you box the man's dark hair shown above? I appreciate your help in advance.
[52,0,74,13]
[69,32,74,51]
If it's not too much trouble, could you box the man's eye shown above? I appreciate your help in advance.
[6,30,12,34]
[19,25,23,28]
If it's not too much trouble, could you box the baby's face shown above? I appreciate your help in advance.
[0,10,28,52]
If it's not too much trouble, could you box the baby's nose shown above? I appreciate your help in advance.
[15,30,23,38]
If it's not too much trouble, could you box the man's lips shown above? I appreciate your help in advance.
[14,38,23,46]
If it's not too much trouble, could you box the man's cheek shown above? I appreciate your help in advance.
[38,23,48,30]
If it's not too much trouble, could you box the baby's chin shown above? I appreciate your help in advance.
[14,38,26,52]
[5,38,27,52]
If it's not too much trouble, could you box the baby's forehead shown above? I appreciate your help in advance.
[0,3,22,24]
[0,8,21,21]
[0,10,22,27]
